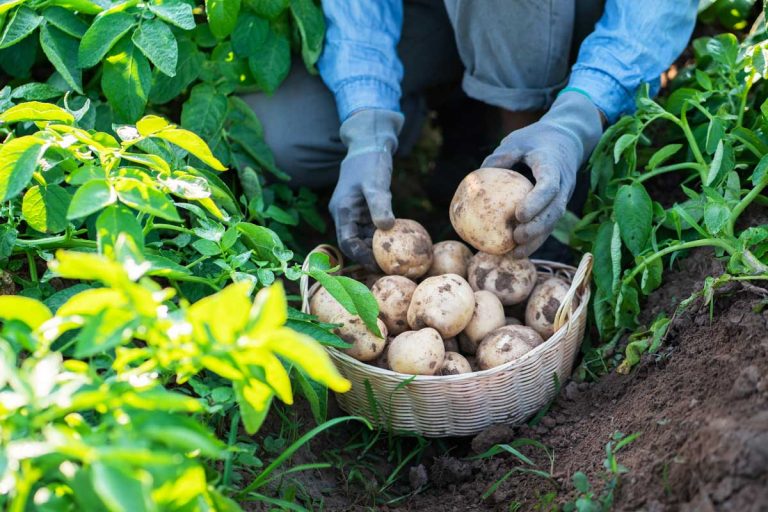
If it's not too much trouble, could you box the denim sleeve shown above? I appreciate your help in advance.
[317,1,404,122]
[568,0,698,123]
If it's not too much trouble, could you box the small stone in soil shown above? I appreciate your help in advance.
[731,365,760,398]
[409,464,428,491]
[471,424,516,454]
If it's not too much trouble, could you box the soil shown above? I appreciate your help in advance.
[270,246,768,512]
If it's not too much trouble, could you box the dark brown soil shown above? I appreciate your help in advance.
[276,247,768,512]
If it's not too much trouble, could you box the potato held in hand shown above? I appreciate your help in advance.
[467,252,537,306]
[525,277,571,339]
[407,274,475,338]
[427,240,473,278]
[476,325,543,370]
[372,275,417,336]
[450,168,533,254]
[331,314,388,362]
[373,219,433,279]
[388,328,445,375]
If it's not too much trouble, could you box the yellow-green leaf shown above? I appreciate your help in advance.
[135,115,170,136]
[49,250,129,286]
[249,282,287,333]
[57,288,125,317]
[0,101,74,124]
[0,296,52,329]
[151,128,226,171]
[268,327,351,393]
[188,281,251,344]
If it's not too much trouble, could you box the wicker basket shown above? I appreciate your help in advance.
[300,245,593,438]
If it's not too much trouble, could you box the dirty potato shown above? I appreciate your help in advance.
[439,352,473,375]
[467,252,537,306]
[476,325,543,370]
[427,240,473,278]
[525,277,571,339]
[407,274,475,338]
[332,314,388,362]
[372,219,433,279]
[372,275,417,336]
[388,328,445,375]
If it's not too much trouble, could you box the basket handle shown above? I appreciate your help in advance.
[299,244,344,315]
[553,252,593,332]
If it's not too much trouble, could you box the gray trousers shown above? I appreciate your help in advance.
[241,0,602,188]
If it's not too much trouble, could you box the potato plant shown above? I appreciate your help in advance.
[570,27,768,366]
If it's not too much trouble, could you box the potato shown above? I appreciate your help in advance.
[476,325,543,370]
[331,314,388,362]
[459,291,506,354]
[372,219,433,279]
[309,286,347,323]
[427,241,473,278]
[449,168,533,254]
[525,277,571,339]
[443,337,459,353]
[467,252,537,306]
[388,328,445,375]
[373,341,391,370]
[505,316,522,326]
[440,352,472,375]
[407,274,475,338]
[372,276,417,336]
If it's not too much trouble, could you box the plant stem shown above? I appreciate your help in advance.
[737,72,755,128]
[150,223,195,235]
[26,251,38,283]
[184,255,209,269]
[13,238,96,252]
[624,238,736,284]
[223,411,240,488]
[169,275,220,291]
[638,162,706,183]
[727,177,768,236]
[663,110,706,167]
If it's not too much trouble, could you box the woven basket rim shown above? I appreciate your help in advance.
[301,248,593,383]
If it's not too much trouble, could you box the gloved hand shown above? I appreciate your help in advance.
[482,91,603,258]
[329,109,404,268]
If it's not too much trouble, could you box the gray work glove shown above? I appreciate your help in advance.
[483,91,603,258]
[329,109,404,267]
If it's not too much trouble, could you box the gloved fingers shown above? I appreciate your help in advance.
[481,146,524,170]
[362,186,395,230]
[515,152,561,223]
[511,233,549,259]
[334,203,377,269]
[513,187,569,247]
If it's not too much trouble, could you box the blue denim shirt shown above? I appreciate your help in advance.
[317,1,698,124]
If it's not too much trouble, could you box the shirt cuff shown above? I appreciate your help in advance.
[333,78,401,122]
[567,68,634,124]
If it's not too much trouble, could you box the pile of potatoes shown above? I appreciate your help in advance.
[311,170,574,376]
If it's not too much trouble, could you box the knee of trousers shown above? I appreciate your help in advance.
[237,62,345,188]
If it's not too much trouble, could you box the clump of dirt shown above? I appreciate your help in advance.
[383,248,768,511]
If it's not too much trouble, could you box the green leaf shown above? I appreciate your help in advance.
[205,0,240,39]
[640,256,662,295]
[181,83,228,140]
[91,462,151,512]
[149,37,203,104]
[39,24,82,93]
[48,0,103,15]
[236,222,284,262]
[293,367,327,424]
[248,27,290,94]
[151,128,226,171]
[703,202,730,235]
[0,136,45,201]
[96,204,144,257]
[0,101,74,124]
[67,179,117,219]
[751,153,768,186]
[309,271,382,337]
[0,295,52,329]
[592,222,614,293]
[79,11,135,67]
[610,221,622,293]
[148,0,195,30]
[290,0,324,69]
[42,7,88,38]
[234,380,273,434]
[705,139,724,187]
[285,319,351,349]
[705,117,725,155]
[646,143,682,170]
[22,184,70,233]
[115,177,182,222]
[191,238,220,256]
[10,82,63,101]
[615,282,640,329]
[134,412,225,458]
[694,68,713,90]
[102,37,152,123]
[132,18,178,77]
[0,6,41,49]
[231,11,268,57]
[613,133,636,164]
[245,0,288,19]
[615,182,652,257]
